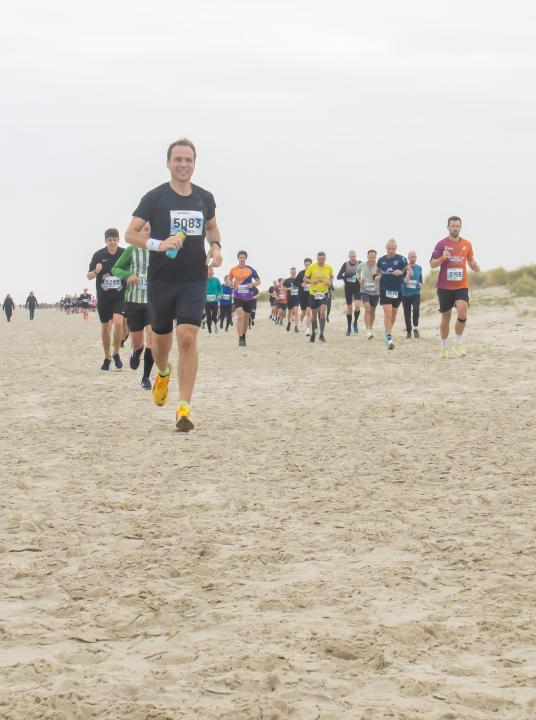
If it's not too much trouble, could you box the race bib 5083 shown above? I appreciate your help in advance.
[169,210,204,236]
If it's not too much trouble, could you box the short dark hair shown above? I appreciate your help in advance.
[237,250,248,258]
[367,249,377,255]
[304,257,312,264]
[448,216,462,226]
[317,251,326,257]
[105,228,119,239]
[167,138,196,161]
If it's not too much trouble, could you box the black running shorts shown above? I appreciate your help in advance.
[308,294,329,310]
[380,293,402,308]
[125,302,151,332]
[437,287,470,313]
[97,293,125,323]
[234,298,255,314]
[148,280,206,334]
[344,281,361,305]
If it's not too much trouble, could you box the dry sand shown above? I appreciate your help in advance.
[1,296,535,720]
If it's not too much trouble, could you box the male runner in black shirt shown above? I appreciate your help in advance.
[87,228,126,370]
[125,138,222,432]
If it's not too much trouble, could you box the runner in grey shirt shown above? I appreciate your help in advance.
[357,249,379,340]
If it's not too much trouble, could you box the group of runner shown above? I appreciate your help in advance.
[265,223,478,355]
[60,292,96,318]
[84,137,479,433]
[201,259,260,340]
[267,244,422,347]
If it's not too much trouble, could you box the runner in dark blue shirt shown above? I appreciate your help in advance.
[376,239,412,350]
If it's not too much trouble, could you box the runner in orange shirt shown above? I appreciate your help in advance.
[229,250,261,347]
[430,216,480,358]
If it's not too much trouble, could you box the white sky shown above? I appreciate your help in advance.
[1,0,535,301]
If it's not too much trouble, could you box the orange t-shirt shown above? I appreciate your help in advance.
[432,237,474,290]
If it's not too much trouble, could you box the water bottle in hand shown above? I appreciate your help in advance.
[166,230,186,259]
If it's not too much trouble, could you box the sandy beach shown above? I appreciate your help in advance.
[1,295,535,720]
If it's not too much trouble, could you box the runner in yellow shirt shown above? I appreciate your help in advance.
[304,251,334,343]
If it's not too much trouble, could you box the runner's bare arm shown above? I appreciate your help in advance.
[125,217,182,253]
[125,217,149,249]
[430,249,450,269]
[205,217,222,268]
[468,257,480,272]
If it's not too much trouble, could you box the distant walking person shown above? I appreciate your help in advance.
[25,291,38,320]
[3,294,15,322]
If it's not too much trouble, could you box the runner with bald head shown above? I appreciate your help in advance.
[376,239,412,350]
[337,249,361,336]
[402,250,423,339]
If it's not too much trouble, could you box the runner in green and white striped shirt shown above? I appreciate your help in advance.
[112,225,154,389]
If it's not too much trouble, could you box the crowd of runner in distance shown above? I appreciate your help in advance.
[59,291,97,318]
[84,136,479,434]
[266,218,479,354]
[267,243,422,347]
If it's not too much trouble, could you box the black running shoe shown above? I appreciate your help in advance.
[141,377,152,390]
[112,354,123,369]
[130,348,143,370]
[286,322,291,332]
[319,334,326,342]
[310,334,316,343]
[101,358,111,371]
[238,337,246,347]
[413,328,420,338]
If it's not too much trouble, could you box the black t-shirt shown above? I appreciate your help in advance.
[79,293,92,307]
[296,269,307,294]
[284,276,300,299]
[89,247,125,299]
[133,182,216,282]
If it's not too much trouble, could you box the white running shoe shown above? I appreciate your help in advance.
[452,342,466,358]
[305,329,311,337]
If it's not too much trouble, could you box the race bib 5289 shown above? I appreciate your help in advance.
[170,210,204,236]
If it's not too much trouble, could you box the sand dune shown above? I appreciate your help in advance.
[1,297,535,719]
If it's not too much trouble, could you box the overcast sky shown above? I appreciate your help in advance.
[1,0,534,301]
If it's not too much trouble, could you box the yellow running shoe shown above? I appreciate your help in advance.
[152,363,172,406]
[176,401,194,433]
[439,348,449,360]
[452,342,466,358]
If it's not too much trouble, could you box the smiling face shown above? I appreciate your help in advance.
[348,250,357,263]
[167,144,195,184]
